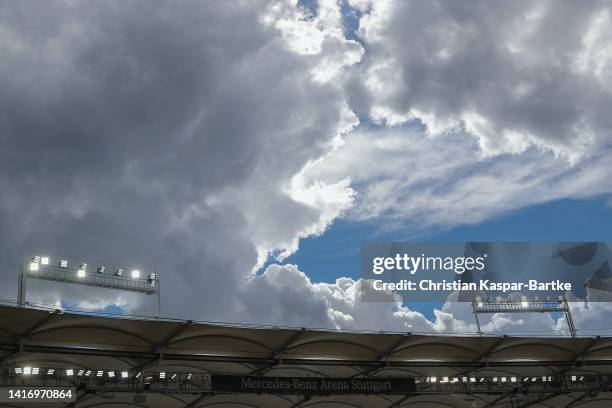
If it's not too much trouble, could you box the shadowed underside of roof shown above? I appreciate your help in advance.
[1,304,612,407]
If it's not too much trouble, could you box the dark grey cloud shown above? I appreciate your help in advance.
[0,0,356,321]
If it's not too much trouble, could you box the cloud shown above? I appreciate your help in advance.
[353,0,612,162]
[1,0,612,336]
[0,0,360,318]
[303,126,612,229]
[242,264,564,335]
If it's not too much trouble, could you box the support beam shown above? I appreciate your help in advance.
[0,309,61,367]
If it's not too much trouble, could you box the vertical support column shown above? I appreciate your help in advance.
[157,280,161,318]
[472,300,482,336]
[17,267,26,308]
[563,296,577,338]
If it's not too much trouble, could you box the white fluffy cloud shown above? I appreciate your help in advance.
[304,127,612,229]
[354,0,612,162]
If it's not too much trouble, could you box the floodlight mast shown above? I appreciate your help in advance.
[18,255,161,317]
[471,294,577,337]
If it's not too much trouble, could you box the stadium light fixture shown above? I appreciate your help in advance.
[19,254,161,315]
[66,369,73,376]
[85,370,91,376]
[472,294,576,337]
[121,371,128,378]
[187,373,192,380]
[96,370,103,377]
[159,372,166,379]
[136,372,142,378]
[170,373,177,380]
[47,369,54,375]
[23,367,32,375]
[108,371,115,378]
[77,369,84,376]
[148,272,157,286]
[77,263,87,277]
[15,368,22,374]
[32,367,39,375]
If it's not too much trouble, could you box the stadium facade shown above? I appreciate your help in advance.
[1,302,611,407]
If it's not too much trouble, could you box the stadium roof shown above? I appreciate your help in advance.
[1,303,612,407]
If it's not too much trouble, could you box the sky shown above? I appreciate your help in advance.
[1,0,612,335]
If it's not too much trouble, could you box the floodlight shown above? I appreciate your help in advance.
[187,373,192,380]
[429,376,436,383]
[148,272,157,285]
[66,369,73,376]
[477,301,483,308]
[59,259,68,268]
[97,265,105,274]
[23,367,32,375]
[115,268,123,276]
[136,372,142,378]
[15,368,22,374]
[32,367,39,375]
[171,373,177,380]
[32,256,41,263]
[558,295,564,302]
[77,269,86,278]
[470,377,476,383]
[47,369,54,375]
[542,376,547,382]
[85,370,91,376]
[41,256,49,265]
[29,262,39,271]
[510,377,517,383]
[501,377,507,383]
[159,372,166,379]
[96,370,103,377]
[441,376,448,383]
[131,269,140,279]
[77,369,84,376]
[521,295,528,308]
[121,371,128,378]
[108,371,115,378]
[80,263,87,271]
[492,377,498,382]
